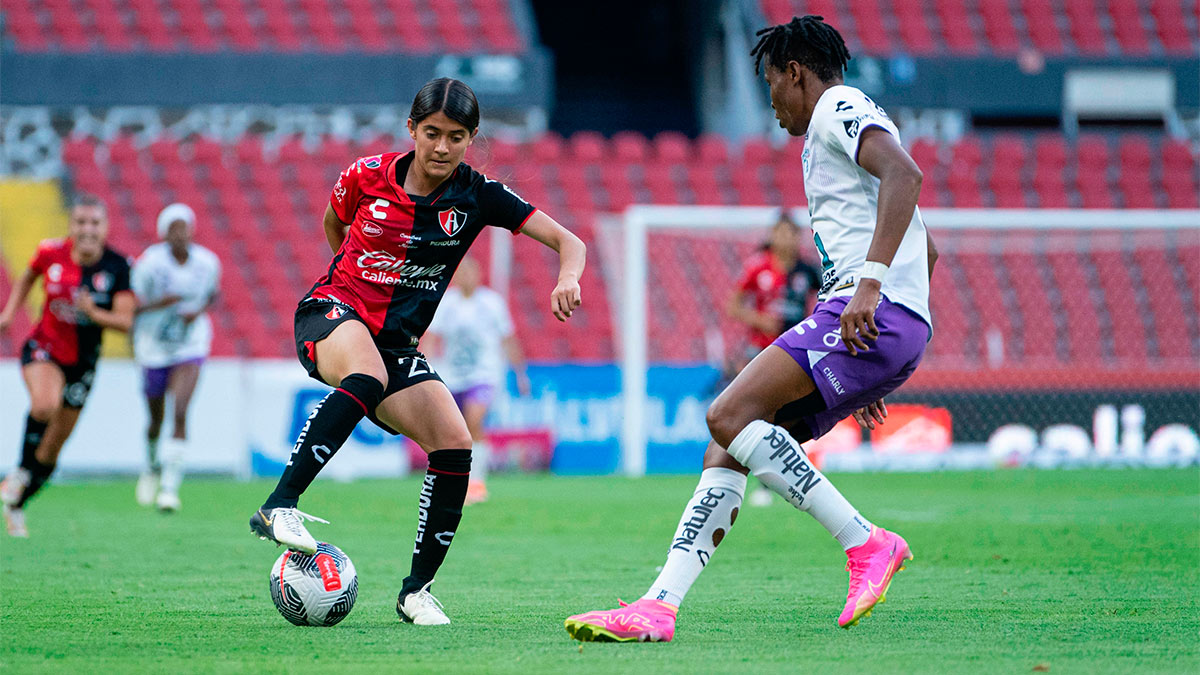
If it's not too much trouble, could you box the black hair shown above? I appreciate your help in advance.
[760,210,800,251]
[409,77,480,131]
[751,15,851,83]
[69,193,106,215]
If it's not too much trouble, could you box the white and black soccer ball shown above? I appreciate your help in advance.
[269,542,358,626]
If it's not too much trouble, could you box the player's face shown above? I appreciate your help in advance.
[165,220,191,250]
[68,205,108,255]
[764,64,809,136]
[408,112,476,181]
[770,221,799,255]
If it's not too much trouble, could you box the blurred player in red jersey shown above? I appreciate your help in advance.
[0,195,135,537]
[247,78,586,626]
[727,212,820,506]
[728,212,820,365]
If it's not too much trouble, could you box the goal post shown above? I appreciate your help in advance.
[617,205,1200,477]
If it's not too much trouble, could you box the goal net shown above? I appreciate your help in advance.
[603,205,1200,476]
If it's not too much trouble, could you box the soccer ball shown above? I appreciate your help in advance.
[269,542,358,626]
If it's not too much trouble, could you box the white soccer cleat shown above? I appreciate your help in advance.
[156,491,181,513]
[748,488,774,507]
[4,504,28,538]
[397,582,451,625]
[136,471,159,507]
[249,507,326,554]
[1,469,30,507]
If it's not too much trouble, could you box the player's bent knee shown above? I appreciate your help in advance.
[706,397,752,449]
[29,402,60,422]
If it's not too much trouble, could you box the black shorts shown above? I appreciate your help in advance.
[294,298,443,435]
[20,339,96,409]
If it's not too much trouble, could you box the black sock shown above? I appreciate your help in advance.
[262,373,385,510]
[16,459,55,508]
[401,449,472,599]
[19,414,48,472]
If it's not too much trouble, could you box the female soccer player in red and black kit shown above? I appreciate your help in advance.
[0,195,135,537]
[249,78,586,625]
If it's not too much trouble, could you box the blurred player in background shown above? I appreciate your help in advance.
[423,257,530,505]
[0,195,135,537]
[247,78,585,626]
[131,203,221,512]
[727,212,821,506]
[567,15,937,642]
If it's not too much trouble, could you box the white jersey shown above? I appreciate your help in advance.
[131,243,221,368]
[801,84,932,330]
[427,286,514,392]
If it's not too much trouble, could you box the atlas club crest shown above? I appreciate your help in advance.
[437,207,467,237]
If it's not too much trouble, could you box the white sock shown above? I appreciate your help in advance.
[158,437,186,496]
[643,467,747,608]
[472,439,490,482]
[728,420,871,550]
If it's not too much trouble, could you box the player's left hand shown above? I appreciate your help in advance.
[74,290,98,319]
[839,280,881,355]
[852,398,888,430]
[551,276,581,322]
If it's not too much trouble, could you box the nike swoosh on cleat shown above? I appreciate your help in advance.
[259,510,273,527]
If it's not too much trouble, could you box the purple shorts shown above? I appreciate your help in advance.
[452,384,496,411]
[143,358,205,398]
[773,296,928,439]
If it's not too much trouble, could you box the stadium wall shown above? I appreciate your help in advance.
[1,359,1195,478]
[0,51,554,109]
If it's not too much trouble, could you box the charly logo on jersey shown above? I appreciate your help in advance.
[357,251,446,290]
[362,221,383,237]
[835,100,853,112]
[437,207,467,237]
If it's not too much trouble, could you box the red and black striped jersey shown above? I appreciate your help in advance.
[307,151,536,350]
[25,238,132,367]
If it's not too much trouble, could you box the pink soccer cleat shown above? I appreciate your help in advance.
[838,526,913,628]
[564,598,678,642]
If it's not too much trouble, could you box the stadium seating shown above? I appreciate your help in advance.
[760,0,1199,55]
[1,0,529,53]
[36,130,1197,373]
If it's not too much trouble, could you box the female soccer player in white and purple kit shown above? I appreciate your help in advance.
[567,15,939,642]
[131,203,221,512]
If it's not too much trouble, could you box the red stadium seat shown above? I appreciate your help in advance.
[1150,0,1196,53]
[935,0,979,54]
[1108,0,1151,55]
[979,0,1022,53]
[1064,0,1108,55]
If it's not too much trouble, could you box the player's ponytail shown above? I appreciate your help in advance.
[410,78,480,132]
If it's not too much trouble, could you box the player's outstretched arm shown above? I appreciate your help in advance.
[518,211,585,321]
[0,267,37,333]
[839,127,923,355]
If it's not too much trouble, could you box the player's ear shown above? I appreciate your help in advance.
[407,118,417,140]
[786,60,803,85]
[468,128,478,144]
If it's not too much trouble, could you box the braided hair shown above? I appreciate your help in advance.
[751,15,851,83]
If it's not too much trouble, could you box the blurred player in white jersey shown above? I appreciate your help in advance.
[424,257,529,505]
[567,15,938,642]
[130,203,221,511]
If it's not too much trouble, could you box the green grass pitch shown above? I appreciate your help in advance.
[2,468,1197,674]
